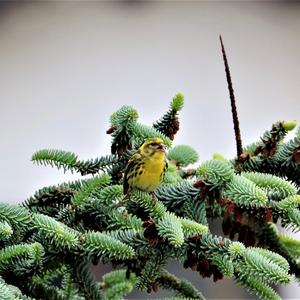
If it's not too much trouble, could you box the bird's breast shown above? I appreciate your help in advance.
[135,155,165,192]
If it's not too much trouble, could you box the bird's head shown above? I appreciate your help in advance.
[140,137,166,156]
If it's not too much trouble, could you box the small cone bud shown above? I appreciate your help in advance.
[282,120,297,131]
[213,153,227,161]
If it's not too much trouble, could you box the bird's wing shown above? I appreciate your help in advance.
[163,159,168,180]
[123,151,142,195]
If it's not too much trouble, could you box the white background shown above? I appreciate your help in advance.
[0,1,299,298]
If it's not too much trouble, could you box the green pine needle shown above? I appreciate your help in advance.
[71,174,111,206]
[171,93,185,112]
[131,191,167,219]
[237,276,281,300]
[32,213,79,249]
[32,149,78,172]
[197,159,234,187]
[223,175,267,207]
[241,172,297,200]
[168,145,199,167]
[83,231,135,260]
[132,123,172,148]
[156,213,184,247]
[0,221,13,240]
[180,218,208,238]
[0,204,31,229]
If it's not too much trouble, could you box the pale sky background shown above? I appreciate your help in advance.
[0,1,299,299]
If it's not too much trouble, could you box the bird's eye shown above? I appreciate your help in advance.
[150,143,157,146]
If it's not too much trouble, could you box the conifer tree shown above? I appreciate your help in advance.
[1,41,299,300]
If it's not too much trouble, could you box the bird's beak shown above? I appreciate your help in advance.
[157,144,166,152]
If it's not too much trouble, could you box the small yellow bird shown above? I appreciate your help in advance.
[123,137,168,195]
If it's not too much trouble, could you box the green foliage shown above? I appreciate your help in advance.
[0,280,14,300]
[104,282,133,300]
[75,262,104,300]
[32,149,78,172]
[163,163,182,185]
[171,93,185,112]
[239,124,300,185]
[281,207,300,232]
[212,152,228,161]
[110,105,138,128]
[197,159,234,187]
[71,174,111,206]
[0,242,44,272]
[156,180,200,211]
[101,269,136,300]
[102,269,136,287]
[168,145,199,167]
[0,204,31,229]
[209,253,234,277]
[275,194,300,211]
[183,200,207,225]
[273,195,300,231]
[238,248,290,284]
[0,221,13,240]
[32,149,120,176]
[180,218,208,238]
[241,172,297,200]
[31,264,84,300]
[274,126,300,165]
[223,175,267,207]
[83,231,135,260]
[136,252,167,290]
[246,247,289,272]
[228,241,245,259]
[153,93,184,140]
[237,276,281,300]
[107,210,143,232]
[157,269,205,300]
[131,191,167,219]
[156,213,184,247]
[132,123,172,148]
[278,233,300,258]
[32,213,79,249]
[1,96,300,300]
[282,119,297,131]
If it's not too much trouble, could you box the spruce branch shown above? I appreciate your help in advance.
[278,233,300,258]
[83,231,135,260]
[197,159,234,188]
[0,221,13,241]
[156,212,184,247]
[156,269,206,300]
[223,175,268,208]
[75,262,104,300]
[0,280,15,300]
[0,242,44,272]
[167,145,199,167]
[153,93,184,140]
[104,282,133,300]
[236,276,281,300]
[131,123,172,148]
[0,204,31,229]
[131,190,167,219]
[32,213,80,249]
[180,218,208,238]
[32,149,119,175]
[135,251,167,291]
[241,172,298,200]
[156,180,200,211]
[238,248,291,284]
[71,174,111,207]
[1,69,299,299]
